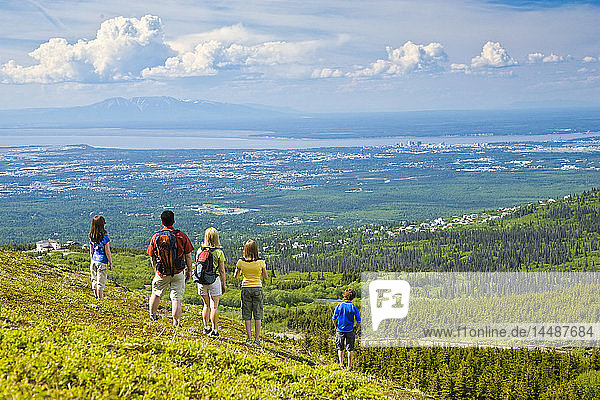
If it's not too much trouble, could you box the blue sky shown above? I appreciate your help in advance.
[0,0,598,112]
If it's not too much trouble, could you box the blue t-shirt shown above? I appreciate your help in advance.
[333,301,361,332]
[89,235,110,264]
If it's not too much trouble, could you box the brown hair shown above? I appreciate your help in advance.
[343,288,356,301]
[243,239,259,261]
[161,210,175,227]
[89,215,107,244]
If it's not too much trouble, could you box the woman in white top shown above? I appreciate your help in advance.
[197,227,226,337]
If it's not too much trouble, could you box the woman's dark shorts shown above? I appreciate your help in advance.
[241,287,264,320]
[335,330,356,351]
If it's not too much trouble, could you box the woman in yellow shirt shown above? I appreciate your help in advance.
[234,239,267,345]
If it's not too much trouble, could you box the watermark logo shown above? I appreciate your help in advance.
[369,279,410,331]
[362,272,600,348]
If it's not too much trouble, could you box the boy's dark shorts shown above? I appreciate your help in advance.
[241,287,264,320]
[335,330,356,351]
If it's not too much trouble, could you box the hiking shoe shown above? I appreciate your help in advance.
[253,339,260,346]
[245,338,253,345]
[174,321,182,328]
[150,314,159,321]
[204,326,212,335]
[209,330,219,337]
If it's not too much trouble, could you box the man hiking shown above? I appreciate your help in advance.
[147,210,194,327]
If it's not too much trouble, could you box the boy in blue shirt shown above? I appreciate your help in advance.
[332,288,361,371]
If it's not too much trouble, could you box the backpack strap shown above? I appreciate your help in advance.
[197,246,208,259]
[199,247,217,255]
[154,229,181,249]
[154,228,179,234]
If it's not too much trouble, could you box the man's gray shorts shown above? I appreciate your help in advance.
[335,330,356,351]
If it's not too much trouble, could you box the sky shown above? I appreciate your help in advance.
[0,0,598,112]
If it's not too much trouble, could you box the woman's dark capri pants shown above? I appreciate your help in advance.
[241,287,264,320]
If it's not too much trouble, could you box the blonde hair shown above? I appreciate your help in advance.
[202,227,221,248]
[243,240,259,261]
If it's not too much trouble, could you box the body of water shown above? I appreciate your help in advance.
[2,128,600,149]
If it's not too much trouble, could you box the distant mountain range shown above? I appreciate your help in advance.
[0,96,297,129]
[1,97,599,138]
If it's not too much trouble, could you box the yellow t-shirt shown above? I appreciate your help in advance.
[236,258,266,287]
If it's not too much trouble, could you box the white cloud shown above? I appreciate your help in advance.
[142,39,320,79]
[471,41,517,68]
[583,56,598,63]
[543,53,566,63]
[311,68,343,78]
[141,40,220,78]
[450,41,518,75]
[223,40,320,67]
[528,52,566,64]
[527,52,544,64]
[1,15,174,83]
[1,16,321,83]
[349,41,448,78]
[168,23,272,53]
[450,63,468,71]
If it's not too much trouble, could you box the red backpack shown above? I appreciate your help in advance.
[193,247,218,284]
[153,230,184,276]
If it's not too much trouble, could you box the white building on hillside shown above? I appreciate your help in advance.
[36,239,61,252]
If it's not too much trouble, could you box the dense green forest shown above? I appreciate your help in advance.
[260,189,600,273]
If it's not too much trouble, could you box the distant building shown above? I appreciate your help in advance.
[432,217,445,226]
[36,239,61,252]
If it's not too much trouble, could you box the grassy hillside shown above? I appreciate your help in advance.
[29,248,351,335]
[4,190,599,398]
[0,251,415,399]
